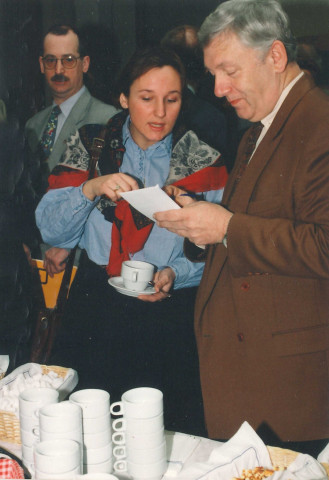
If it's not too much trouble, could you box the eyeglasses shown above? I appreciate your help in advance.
[42,54,81,70]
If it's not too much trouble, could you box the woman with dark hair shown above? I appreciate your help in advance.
[36,46,228,434]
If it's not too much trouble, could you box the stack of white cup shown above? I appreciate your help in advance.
[33,439,81,479]
[70,389,113,474]
[18,387,59,473]
[111,387,167,480]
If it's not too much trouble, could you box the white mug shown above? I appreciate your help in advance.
[113,456,167,477]
[126,440,166,464]
[121,260,154,291]
[126,428,165,450]
[112,413,164,434]
[39,400,82,433]
[19,387,59,418]
[20,427,39,447]
[82,412,111,434]
[110,387,163,419]
[34,465,81,479]
[83,428,112,449]
[70,389,110,419]
[40,426,83,445]
[34,439,81,474]
[83,442,112,465]
[83,457,113,474]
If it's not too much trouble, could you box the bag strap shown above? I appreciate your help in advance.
[55,126,108,309]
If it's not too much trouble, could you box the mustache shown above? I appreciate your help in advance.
[51,74,69,82]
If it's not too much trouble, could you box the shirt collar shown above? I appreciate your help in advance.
[54,85,86,118]
[261,72,304,129]
[122,114,172,155]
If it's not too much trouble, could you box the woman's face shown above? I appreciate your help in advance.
[120,66,182,150]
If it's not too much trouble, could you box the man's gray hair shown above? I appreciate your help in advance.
[198,0,297,62]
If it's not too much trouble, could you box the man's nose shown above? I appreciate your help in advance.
[214,75,231,98]
[55,59,65,74]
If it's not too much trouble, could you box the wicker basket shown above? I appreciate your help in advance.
[267,445,329,478]
[0,365,69,444]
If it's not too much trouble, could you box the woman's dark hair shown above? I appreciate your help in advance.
[115,46,186,100]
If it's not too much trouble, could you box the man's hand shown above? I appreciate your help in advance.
[44,247,70,277]
[82,173,139,202]
[138,267,175,302]
[163,185,197,207]
[154,201,233,246]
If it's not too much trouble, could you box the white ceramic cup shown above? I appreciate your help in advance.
[40,425,83,444]
[110,387,163,419]
[112,413,164,434]
[121,260,154,291]
[22,443,34,463]
[33,439,81,474]
[19,413,39,431]
[34,465,80,479]
[19,387,59,418]
[20,427,39,447]
[82,412,112,434]
[39,401,82,433]
[114,457,167,477]
[83,428,112,449]
[83,457,113,474]
[69,389,110,419]
[127,440,166,464]
[126,428,165,450]
[83,442,112,465]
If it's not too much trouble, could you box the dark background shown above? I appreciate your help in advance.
[0,0,328,127]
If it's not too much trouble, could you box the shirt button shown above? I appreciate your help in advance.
[240,282,250,291]
[237,333,244,342]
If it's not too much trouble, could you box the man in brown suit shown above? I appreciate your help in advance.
[155,0,329,456]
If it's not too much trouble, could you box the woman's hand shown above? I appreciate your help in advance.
[83,173,139,202]
[138,267,175,302]
[164,185,197,207]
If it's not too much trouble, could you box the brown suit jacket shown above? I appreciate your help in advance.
[194,74,329,441]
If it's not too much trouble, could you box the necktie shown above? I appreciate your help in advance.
[227,121,263,203]
[41,105,61,156]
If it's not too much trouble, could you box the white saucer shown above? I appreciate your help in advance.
[108,276,156,297]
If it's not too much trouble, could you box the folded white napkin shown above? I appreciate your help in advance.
[165,422,327,480]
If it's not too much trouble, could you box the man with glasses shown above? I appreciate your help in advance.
[26,24,117,271]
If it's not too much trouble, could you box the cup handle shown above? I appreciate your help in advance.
[112,431,125,445]
[114,459,127,472]
[110,401,124,416]
[112,418,126,432]
[32,426,39,437]
[113,445,126,459]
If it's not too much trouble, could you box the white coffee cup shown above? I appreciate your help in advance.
[19,413,39,431]
[114,457,167,477]
[20,427,39,447]
[83,442,112,465]
[22,443,34,463]
[34,439,81,474]
[121,260,154,291]
[110,387,163,419]
[39,401,82,433]
[34,465,80,479]
[127,440,166,464]
[82,412,112,434]
[19,387,59,418]
[83,457,113,474]
[112,413,164,434]
[83,428,112,449]
[40,425,83,444]
[126,428,165,450]
[70,389,110,419]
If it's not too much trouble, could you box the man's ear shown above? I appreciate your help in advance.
[82,56,90,73]
[119,93,129,109]
[270,40,288,72]
[39,56,45,74]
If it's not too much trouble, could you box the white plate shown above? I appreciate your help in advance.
[108,276,156,297]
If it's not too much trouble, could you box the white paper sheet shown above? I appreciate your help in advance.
[120,184,180,221]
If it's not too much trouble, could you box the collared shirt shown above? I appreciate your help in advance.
[36,115,224,289]
[254,72,304,153]
[54,85,86,143]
